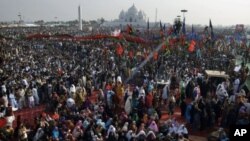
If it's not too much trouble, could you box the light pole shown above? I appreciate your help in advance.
[181,9,188,18]
[18,12,22,23]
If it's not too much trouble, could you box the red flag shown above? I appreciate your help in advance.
[116,43,124,56]
[0,118,6,128]
[188,40,196,52]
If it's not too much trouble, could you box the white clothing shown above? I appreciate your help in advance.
[177,125,188,135]
[1,85,6,93]
[5,115,15,127]
[32,88,39,105]
[9,93,18,108]
[125,96,132,114]
[162,85,168,100]
[233,79,240,94]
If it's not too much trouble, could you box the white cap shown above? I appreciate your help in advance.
[117,76,122,83]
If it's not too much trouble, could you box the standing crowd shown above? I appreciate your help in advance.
[0,26,249,141]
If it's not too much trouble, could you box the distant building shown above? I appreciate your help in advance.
[102,4,147,27]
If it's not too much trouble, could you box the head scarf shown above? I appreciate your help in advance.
[148,120,159,133]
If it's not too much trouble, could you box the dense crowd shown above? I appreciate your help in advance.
[0,26,249,141]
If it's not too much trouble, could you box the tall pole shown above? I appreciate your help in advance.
[155,8,157,25]
[181,9,187,34]
[17,12,22,26]
[78,5,82,30]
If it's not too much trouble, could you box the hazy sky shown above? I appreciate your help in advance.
[0,0,250,26]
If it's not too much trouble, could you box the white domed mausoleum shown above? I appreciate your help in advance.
[102,4,147,27]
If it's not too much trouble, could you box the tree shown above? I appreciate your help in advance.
[100,17,105,24]
[34,20,45,27]
[173,18,182,35]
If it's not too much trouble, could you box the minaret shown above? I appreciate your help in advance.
[155,8,157,24]
[78,5,82,30]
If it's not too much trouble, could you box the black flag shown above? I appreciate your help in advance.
[209,19,214,39]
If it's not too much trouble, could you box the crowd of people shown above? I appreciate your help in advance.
[0,26,249,141]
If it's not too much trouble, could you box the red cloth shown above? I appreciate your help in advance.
[188,40,196,52]
[52,113,60,120]
[106,84,112,90]
[0,118,7,128]
[153,52,158,61]
[116,43,124,56]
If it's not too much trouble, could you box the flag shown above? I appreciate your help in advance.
[191,24,196,40]
[209,19,214,39]
[192,24,194,34]
[160,21,164,38]
[163,24,166,31]
[160,20,163,31]
[116,43,124,56]
[182,17,186,35]
[188,40,196,52]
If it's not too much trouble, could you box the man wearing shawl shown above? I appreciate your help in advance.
[114,76,124,112]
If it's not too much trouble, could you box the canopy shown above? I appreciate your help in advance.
[205,70,229,78]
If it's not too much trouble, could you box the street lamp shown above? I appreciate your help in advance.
[181,9,188,18]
